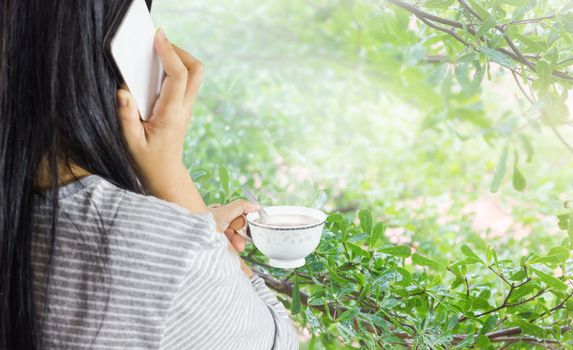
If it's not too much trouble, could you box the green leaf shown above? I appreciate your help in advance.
[368,222,386,249]
[529,267,568,291]
[509,270,527,281]
[379,245,412,258]
[499,0,524,5]
[558,213,570,230]
[490,144,509,193]
[190,168,210,181]
[508,283,535,303]
[477,16,497,37]
[454,333,475,349]
[396,267,412,285]
[561,12,573,33]
[529,247,570,265]
[359,209,373,235]
[336,308,359,323]
[512,32,546,52]
[308,335,318,350]
[474,334,490,348]
[412,253,445,270]
[536,59,552,87]
[513,319,545,338]
[467,0,490,19]
[291,274,301,315]
[519,135,534,163]
[480,316,497,335]
[512,151,526,192]
[461,244,485,264]
[486,245,493,263]
[569,213,573,246]
[337,283,357,299]
[347,243,370,259]
[486,244,498,264]
[567,299,573,311]
[479,290,490,302]
[471,295,492,310]
[219,165,230,195]
[480,47,516,69]
[422,0,454,9]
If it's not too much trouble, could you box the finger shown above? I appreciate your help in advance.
[229,215,246,231]
[236,228,251,241]
[240,200,261,214]
[116,89,145,149]
[231,234,246,252]
[227,243,238,255]
[153,29,187,111]
[224,228,235,242]
[172,45,204,112]
[222,200,260,222]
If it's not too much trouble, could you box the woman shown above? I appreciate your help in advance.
[0,1,297,349]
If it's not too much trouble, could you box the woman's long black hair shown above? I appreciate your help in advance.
[0,1,153,348]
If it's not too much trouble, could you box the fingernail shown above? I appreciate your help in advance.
[158,28,167,41]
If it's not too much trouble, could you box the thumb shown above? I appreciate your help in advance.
[116,89,145,149]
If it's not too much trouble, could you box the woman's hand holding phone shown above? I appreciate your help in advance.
[116,29,207,214]
[117,30,254,278]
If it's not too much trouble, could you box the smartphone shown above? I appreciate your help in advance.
[104,0,163,121]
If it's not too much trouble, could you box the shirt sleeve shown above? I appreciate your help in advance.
[157,216,299,350]
[249,275,299,350]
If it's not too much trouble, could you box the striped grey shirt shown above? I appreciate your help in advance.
[31,175,298,349]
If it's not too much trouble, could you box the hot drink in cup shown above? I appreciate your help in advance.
[246,206,326,268]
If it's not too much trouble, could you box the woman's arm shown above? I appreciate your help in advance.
[116,30,257,277]
[116,28,207,215]
[159,235,298,350]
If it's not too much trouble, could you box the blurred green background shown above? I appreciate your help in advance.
[153,0,573,347]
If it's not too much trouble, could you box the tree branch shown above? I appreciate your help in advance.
[385,0,573,80]
[457,0,535,71]
[459,287,548,322]
[509,15,556,25]
[549,124,573,154]
[251,262,567,347]
[511,70,534,104]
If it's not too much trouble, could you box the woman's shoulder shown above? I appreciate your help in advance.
[102,176,219,243]
[116,180,216,232]
[41,174,222,250]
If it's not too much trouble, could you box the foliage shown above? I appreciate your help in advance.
[154,0,573,348]
[194,168,573,349]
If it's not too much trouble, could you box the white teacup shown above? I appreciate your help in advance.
[246,206,326,268]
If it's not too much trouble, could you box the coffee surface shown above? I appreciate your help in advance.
[254,214,319,227]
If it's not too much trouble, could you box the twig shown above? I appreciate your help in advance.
[511,70,534,104]
[488,265,512,287]
[532,291,573,321]
[251,262,566,346]
[457,0,533,72]
[509,15,556,25]
[486,325,570,339]
[549,124,573,154]
[459,285,545,322]
[490,336,560,344]
[417,16,470,47]
[557,57,573,66]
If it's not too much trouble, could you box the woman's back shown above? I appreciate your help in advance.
[31,175,297,349]
[1,2,297,348]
